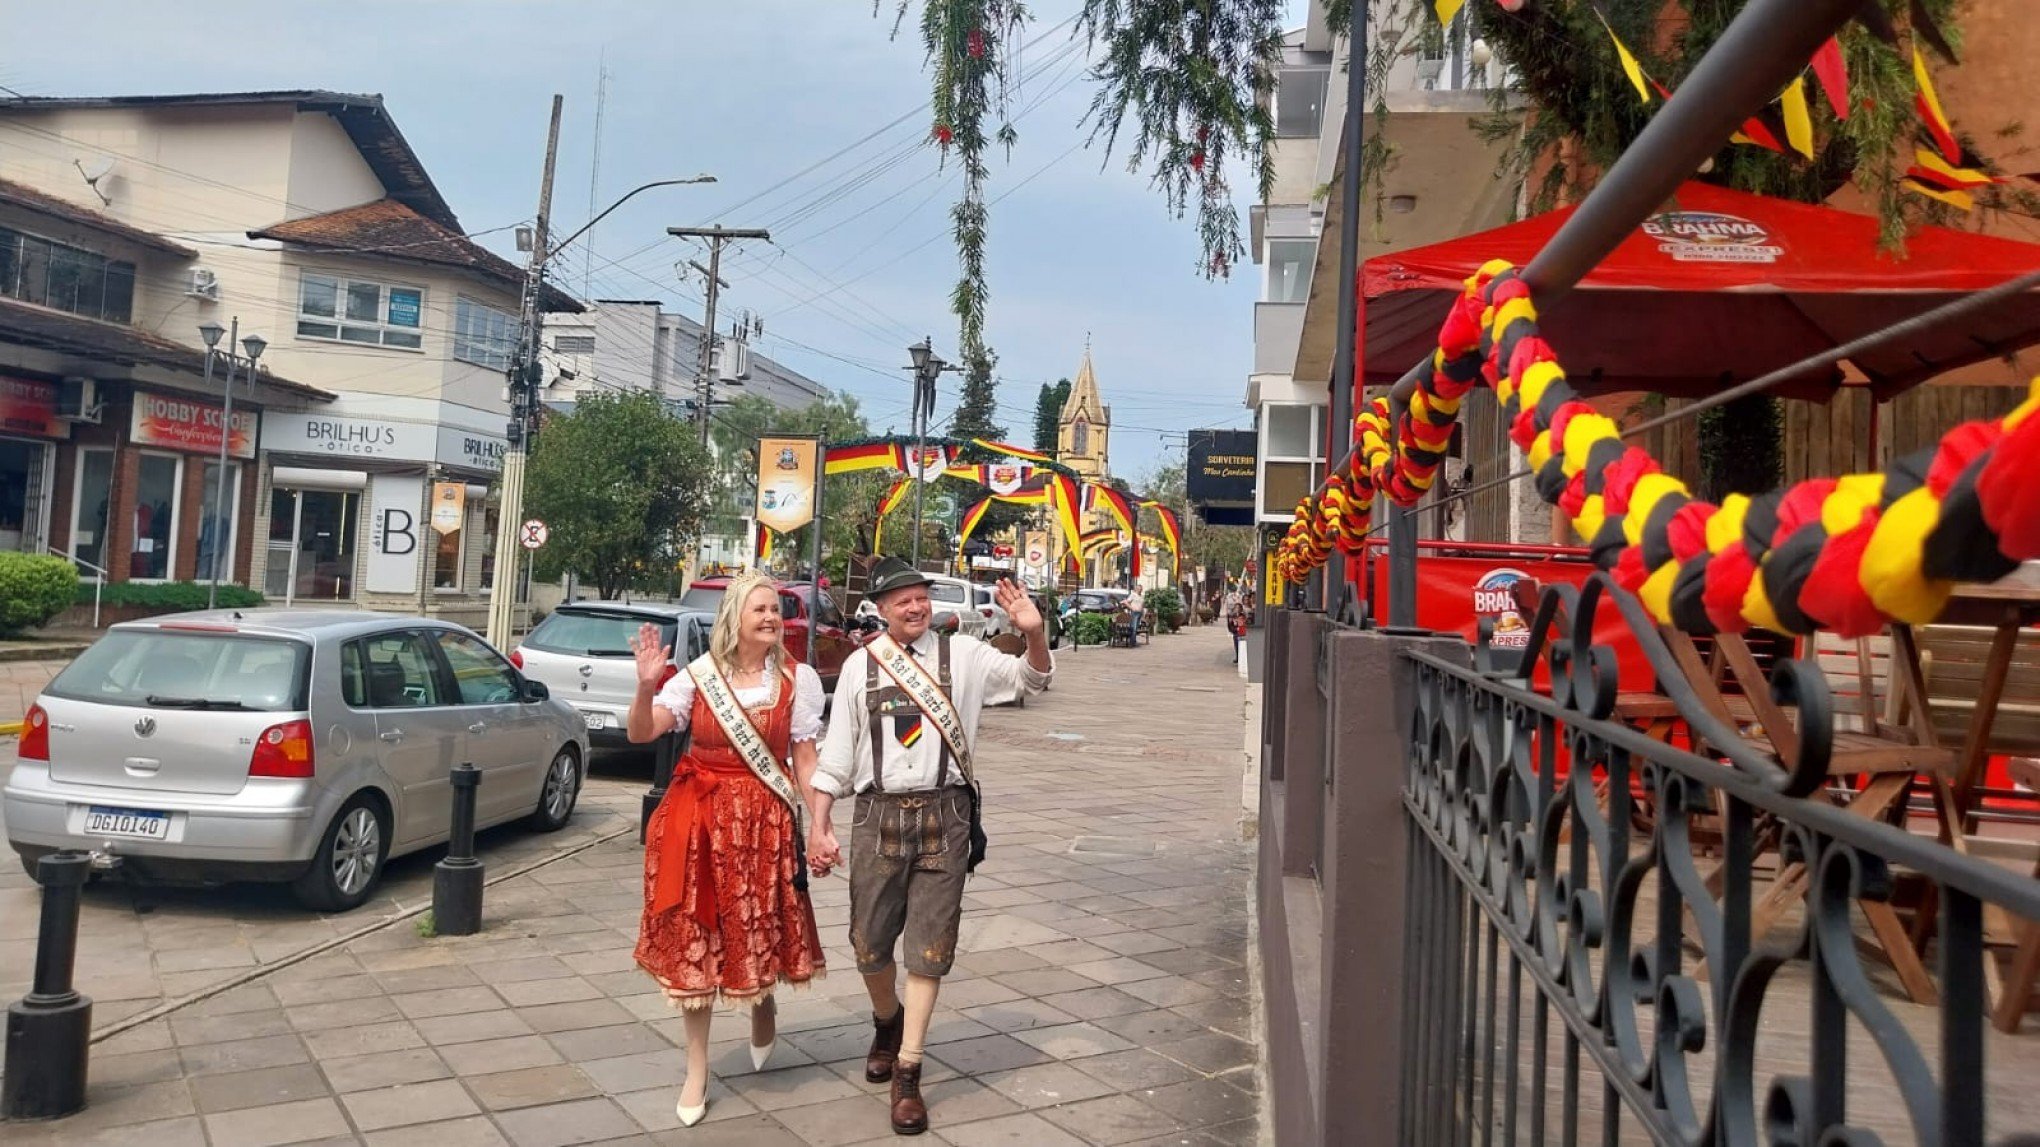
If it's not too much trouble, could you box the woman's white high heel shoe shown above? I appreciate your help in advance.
[749,1040,775,1071]
[676,1095,708,1127]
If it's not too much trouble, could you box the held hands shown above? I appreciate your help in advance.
[807,825,842,878]
[995,579,1043,637]
[630,622,672,690]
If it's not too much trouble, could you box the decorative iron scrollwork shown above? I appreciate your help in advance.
[1400,573,2040,1146]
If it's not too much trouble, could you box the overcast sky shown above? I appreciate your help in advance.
[2,0,1301,482]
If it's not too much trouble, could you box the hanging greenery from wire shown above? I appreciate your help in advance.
[883,0,1285,369]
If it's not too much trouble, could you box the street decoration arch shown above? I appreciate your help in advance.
[1274,258,2040,639]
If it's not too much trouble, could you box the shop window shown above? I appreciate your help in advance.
[268,487,358,602]
[297,272,424,349]
[454,297,518,371]
[196,461,240,583]
[130,453,182,581]
[71,448,113,576]
[0,438,47,553]
[0,227,136,323]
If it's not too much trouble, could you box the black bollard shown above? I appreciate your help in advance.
[4,852,93,1121]
[641,731,678,843]
[432,763,484,936]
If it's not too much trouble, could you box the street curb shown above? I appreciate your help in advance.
[0,644,88,663]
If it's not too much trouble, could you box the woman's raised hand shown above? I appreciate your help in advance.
[631,622,672,690]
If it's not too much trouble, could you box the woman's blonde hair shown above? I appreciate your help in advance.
[707,570,786,674]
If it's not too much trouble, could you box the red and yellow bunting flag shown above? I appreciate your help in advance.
[1811,36,1850,120]
[756,528,774,565]
[1088,483,1138,538]
[956,497,993,549]
[971,438,1053,465]
[1903,146,2002,211]
[824,441,903,475]
[1432,0,1465,26]
[1780,75,1816,160]
[878,476,912,517]
[1050,473,1084,556]
[1079,527,1117,553]
[1590,7,1653,105]
[1913,48,1960,164]
[1140,501,1183,578]
[997,475,1053,505]
[1733,109,1789,153]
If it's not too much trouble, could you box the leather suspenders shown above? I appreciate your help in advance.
[863,634,953,794]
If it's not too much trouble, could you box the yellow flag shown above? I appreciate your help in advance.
[1781,75,1815,159]
[1903,181,1975,211]
[1434,0,1467,25]
[1591,9,1652,105]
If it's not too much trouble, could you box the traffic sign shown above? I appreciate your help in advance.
[519,519,549,550]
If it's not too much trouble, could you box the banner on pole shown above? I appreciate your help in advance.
[755,436,819,534]
[430,482,466,536]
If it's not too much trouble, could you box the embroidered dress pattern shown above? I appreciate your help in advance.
[635,668,824,1009]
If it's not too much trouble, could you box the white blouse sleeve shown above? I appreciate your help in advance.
[652,671,696,730]
[791,663,827,744]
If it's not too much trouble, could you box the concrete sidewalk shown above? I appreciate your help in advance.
[0,658,68,734]
[1,625,1261,1147]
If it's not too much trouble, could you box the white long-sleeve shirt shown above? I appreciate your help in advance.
[813,631,1051,796]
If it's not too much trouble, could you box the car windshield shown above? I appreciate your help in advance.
[526,610,664,657]
[47,630,310,712]
[929,583,968,605]
[679,587,724,612]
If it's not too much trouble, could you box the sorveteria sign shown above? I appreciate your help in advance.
[262,411,505,473]
[1186,428,1257,505]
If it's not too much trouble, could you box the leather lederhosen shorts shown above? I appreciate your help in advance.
[846,786,972,978]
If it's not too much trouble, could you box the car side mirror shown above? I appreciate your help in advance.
[523,678,550,702]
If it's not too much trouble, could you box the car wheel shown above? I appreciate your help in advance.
[292,795,390,913]
[528,747,581,832]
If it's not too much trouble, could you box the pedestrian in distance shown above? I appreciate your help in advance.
[1126,587,1145,639]
[807,556,1054,1136]
[624,570,828,1127]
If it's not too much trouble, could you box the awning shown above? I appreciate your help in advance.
[1362,182,2040,400]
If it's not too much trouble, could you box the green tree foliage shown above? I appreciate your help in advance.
[1033,378,1070,456]
[0,553,78,634]
[525,390,714,598]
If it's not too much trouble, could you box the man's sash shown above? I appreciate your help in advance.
[867,635,973,783]
[687,655,805,830]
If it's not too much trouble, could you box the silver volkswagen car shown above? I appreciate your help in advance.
[4,610,589,911]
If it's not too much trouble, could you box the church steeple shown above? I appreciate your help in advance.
[1057,346,1110,478]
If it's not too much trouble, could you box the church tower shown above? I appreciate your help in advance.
[1057,347,1110,480]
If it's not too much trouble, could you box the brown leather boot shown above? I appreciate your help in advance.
[864,1008,905,1083]
[889,1059,927,1135]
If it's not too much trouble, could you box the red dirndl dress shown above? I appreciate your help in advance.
[634,670,825,1008]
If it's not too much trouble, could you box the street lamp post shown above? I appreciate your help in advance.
[904,339,958,569]
[200,320,264,610]
[484,169,717,649]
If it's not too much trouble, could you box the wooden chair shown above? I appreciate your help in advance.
[1994,757,2040,1033]
[1911,624,2040,1031]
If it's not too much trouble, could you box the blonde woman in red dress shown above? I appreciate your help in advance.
[625,570,826,1126]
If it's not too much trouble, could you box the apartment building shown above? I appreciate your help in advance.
[0,91,578,626]
[1248,3,1521,554]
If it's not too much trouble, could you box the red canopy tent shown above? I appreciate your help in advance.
[1362,182,2040,401]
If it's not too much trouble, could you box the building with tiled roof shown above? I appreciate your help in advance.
[0,90,563,620]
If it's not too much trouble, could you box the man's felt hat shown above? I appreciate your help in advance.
[867,556,933,598]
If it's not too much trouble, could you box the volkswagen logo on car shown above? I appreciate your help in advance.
[133,716,157,737]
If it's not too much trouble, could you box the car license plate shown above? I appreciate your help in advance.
[83,806,170,841]
[581,710,609,730]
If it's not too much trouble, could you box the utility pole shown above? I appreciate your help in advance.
[667,226,769,447]
[487,94,564,652]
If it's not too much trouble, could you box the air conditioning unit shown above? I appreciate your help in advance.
[184,268,221,301]
[714,337,751,384]
[56,377,102,424]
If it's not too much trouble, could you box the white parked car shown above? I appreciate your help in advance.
[972,583,1013,638]
[5,610,590,911]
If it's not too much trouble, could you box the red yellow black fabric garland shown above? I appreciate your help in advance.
[1275,258,2040,638]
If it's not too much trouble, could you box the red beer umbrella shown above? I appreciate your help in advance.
[1362,182,2040,401]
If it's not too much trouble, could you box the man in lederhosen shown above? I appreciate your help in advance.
[808,557,1052,1136]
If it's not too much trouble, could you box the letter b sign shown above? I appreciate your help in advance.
[381,508,416,556]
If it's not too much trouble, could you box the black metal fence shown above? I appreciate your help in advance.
[1395,575,2040,1145]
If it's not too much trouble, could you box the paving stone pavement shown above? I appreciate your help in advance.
[0,624,1260,1146]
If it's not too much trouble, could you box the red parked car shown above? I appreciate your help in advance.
[679,577,854,688]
